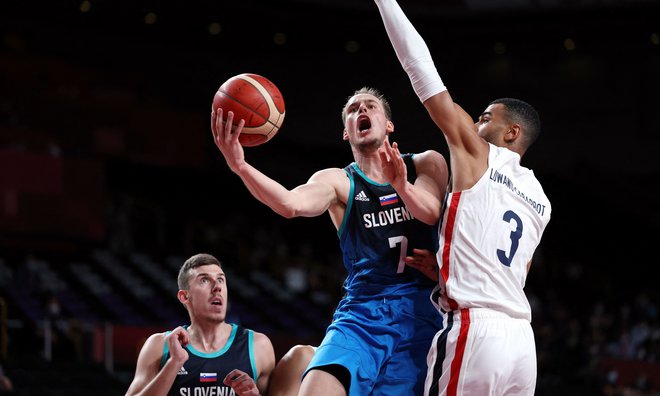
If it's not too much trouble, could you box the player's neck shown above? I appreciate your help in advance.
[355,154,387,183]
[187,321,232,353]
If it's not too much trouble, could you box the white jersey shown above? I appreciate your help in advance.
[435,143,551,321]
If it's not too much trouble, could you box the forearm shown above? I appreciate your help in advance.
[233,162,301,218]
[233,164,335,219]
[395,182,440,226]
[374,0,446,102]
[127,360,180,396]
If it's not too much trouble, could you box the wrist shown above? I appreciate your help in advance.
[393,179,412,196]
[229,159,248,174]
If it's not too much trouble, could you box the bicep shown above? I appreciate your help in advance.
[288,170,342,217]
[414,151,448,200]
[125,334,163,396]
[253,333,276,394]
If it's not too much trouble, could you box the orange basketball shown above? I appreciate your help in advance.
[212,73,285,147]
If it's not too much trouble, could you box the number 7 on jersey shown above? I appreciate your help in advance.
[388,235,408,274]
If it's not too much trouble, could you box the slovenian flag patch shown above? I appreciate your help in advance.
[200,372,217,383]
[379,193,398,206]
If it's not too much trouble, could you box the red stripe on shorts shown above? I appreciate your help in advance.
[441,192,461,310]
[448,308,471,396]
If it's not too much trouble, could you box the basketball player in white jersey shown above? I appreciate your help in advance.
[374,1,552,395]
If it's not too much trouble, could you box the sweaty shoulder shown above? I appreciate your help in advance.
[139,332,167,363]
[413,150,448,180]
[146,332,167,349]
[251,330,276,378]
[252,330,273,351]
[309,167,347,179]
[308,167,349,190]
[413,150,447,168]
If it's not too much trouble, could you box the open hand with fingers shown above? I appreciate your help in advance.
[211,108,247,173]
[378,140,408,191]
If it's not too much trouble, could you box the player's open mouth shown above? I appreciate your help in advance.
[358,116,371,132]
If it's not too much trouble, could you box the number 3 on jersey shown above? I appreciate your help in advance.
[388,235,408,273]
[497,210,523,267]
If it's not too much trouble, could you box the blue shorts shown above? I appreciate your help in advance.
[305,292,443,395]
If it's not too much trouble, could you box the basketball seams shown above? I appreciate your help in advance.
[213,73,285,146]
[240,75,284,132]
[217,89,268,128]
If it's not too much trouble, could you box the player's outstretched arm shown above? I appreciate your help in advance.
[212,108,341,218]
[379,141,447,225]
[374,0,489,188]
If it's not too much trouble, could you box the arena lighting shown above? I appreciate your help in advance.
[345,40,360,53]
[564,38,576,51]
[208,22,221,35]
[144,12,157,25]
[79,0,91,13]
[273,32,287,45]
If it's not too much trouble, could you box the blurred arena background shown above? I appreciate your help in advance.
[0,0,659,394]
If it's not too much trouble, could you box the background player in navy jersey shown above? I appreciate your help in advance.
[125,253,275,396]
[212,87,448,395]
[374,1,552,394]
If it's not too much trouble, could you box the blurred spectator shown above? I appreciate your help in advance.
[0,363,14,394]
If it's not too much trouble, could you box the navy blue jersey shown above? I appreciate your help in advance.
[161,324,257,396]
[338,154,439,298]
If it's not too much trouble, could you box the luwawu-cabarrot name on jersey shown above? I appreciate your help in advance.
[489,169,547,216]
[363,206,415,228]
[178,386,235,396]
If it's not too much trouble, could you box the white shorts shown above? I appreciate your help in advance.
[424,308,536,396]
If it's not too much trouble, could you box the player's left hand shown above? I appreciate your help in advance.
[404,248,438,282]
[223,369,259,396]
[379,140,407,191]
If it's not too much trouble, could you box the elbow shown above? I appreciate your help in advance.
[279,210,297,219]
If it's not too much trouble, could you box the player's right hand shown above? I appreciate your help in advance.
[211,107,246,173]
[404,248,439,282]
[223,369,259,396]
[379,140,408,192]
[165,326,190,366]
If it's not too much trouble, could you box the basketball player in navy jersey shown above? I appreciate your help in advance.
[212,87,448,395]
[125,253,275,396]
[374,1,552,395]
[268,249,439,396]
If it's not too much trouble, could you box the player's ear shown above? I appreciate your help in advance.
[505,123,521,143]
[386,120,395,134]
[178,290,189,304]
[343,129,349,141]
